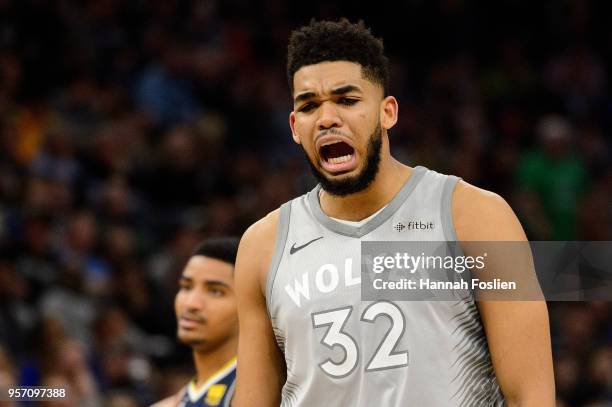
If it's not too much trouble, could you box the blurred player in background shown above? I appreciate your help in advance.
[152,238,239,407]
[233,19,554,406]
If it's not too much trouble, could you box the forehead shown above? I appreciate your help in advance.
[182,256,234,285]
[293,60,380,96]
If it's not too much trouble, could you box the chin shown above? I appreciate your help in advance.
[178,332,206,345]
[324,175,362,188]
[319,165,363,180]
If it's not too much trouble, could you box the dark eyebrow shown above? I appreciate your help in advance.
[179,276,192,283]
[330,84,362,95]
[294,84,362,105]
[294,91,316,104]
[205,280,231,289]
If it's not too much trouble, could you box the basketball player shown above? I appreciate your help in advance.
[233,20,554,406]
[152,238,239,407]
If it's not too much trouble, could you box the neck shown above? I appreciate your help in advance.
[192,335,237,388]
[320,141,412,221]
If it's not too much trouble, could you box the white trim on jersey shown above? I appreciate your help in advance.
[187,357,237,403]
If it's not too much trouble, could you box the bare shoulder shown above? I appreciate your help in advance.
[149,390,183,407]
[242,208,280,245]
[451,180,526,241]
[237,208,281,293]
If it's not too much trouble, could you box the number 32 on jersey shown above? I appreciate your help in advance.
[311,301,409,378]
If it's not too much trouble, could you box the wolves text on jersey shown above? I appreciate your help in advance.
[284,258,360,307]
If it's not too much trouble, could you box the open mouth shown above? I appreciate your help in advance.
[320,141,355,165]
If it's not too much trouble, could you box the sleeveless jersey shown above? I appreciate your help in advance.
[266,166,505,406]
[177,357,236,407]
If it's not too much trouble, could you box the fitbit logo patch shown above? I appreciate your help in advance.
[394,221,434,231]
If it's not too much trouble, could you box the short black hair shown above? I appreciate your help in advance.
[287,19,389,95]
[192,237,240,266]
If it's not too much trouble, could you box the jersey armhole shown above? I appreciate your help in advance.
[265,201,292,311]
[441,175,461,242]
[441,175,474,298]
[223,377,237,407]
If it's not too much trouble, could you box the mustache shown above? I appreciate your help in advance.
[315,128,349,143]
[179,312,206,324]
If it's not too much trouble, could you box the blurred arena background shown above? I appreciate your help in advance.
[0,1,610,406]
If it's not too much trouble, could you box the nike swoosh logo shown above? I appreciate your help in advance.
[289,236,324,255]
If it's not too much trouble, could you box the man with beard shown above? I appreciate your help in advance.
[152,238,239,407]
[233,20,554,407]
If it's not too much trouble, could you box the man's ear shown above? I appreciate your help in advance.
[380,96,398,130]
[289,111,301,144]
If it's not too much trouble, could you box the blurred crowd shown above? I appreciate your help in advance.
[0,1,610,406]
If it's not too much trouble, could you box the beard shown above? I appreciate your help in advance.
[303,124,383,196]
[177,330,206,347]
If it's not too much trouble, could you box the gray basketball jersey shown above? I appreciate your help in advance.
[266,166,505,406]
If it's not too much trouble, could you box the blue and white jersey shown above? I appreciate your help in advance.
[178,357,236,407]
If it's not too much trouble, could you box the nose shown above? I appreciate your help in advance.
[316,101,343,131]
[183,289,206,311]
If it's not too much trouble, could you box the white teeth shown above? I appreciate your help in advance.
[322,140,343,147]
[329,154,352,164]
